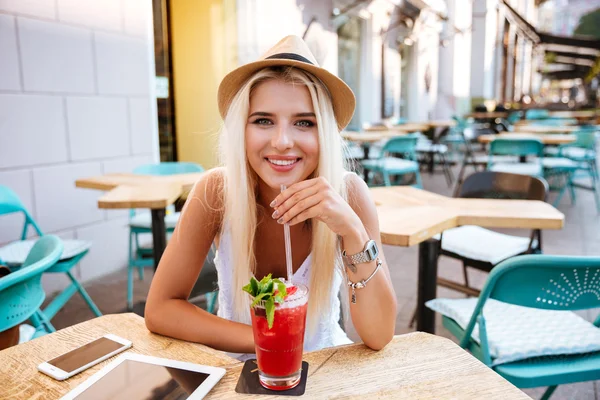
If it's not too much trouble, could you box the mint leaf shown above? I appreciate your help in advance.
[242,282,253,296]
[274,293,285,304]
[259,273,272,285]
[250,277,259,296]
[273,279,287,298]
[251,292,271,307]
[262,280,274,295]
[265,297,275,329]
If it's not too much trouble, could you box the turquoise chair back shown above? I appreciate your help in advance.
[381,135,418,160]
[0,185,43,240]
[525,109,550,120]
[489,138,544,157]
[133,162,204,176]
[573,126,598,150]
[507,112,522,124]
[460,254,600,351]
[0,236,63,332]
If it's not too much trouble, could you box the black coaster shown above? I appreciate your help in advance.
[235,359,309,396]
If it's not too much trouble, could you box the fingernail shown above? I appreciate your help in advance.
[270,199,277,207]
[277,217,284,224]
[271,210,279,219]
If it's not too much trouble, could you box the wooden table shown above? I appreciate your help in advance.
[342,130,404,144]
[478,133,576,145]
[0,314,529,399]
[513,124,579,133]
[370,186,564,333]
[465,112,509,119]
[76,172,205,269]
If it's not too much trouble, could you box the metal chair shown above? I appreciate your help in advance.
[360,135,422,188]
[439,254,600,400]
[0,236,63,342]
[488,138,544,176]
[0,186,101,324]
[439,171,546,297]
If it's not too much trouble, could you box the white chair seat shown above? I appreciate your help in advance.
[562,147,595,160]
[361,157,419,172]
[543,146,560,156]
[0,239,91,266]
[489,162,542,176]
[416,143,448,153]
[426,297,600,366]
[129,211,181,229]
[472,155,518,164]
[541,157,581,169]
[436,225,534,265]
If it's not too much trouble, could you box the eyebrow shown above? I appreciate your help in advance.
[248,111,316,118]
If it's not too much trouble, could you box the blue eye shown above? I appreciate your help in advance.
[296,120,314,128]
[254,118,272,125]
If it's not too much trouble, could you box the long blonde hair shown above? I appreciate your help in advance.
[219,67,349,330]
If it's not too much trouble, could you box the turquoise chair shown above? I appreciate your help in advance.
[438,254,600,400]
[0,236,63,340]
[545,126,599,210]
[488,138,544,176]
[360,135,422,187]
[127,162,217,313]
[0,186,101,325]
[527,118,578,127]
[525,109,550,120]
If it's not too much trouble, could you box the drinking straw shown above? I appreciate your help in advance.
[280,184,294,283]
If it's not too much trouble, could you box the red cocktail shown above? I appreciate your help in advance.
[250,284,308,390]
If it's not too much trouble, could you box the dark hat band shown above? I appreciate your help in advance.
[265,53,313,65]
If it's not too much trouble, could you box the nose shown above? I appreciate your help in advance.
[271,123,293,151]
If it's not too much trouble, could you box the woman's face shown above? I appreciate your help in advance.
[245,79,319,190]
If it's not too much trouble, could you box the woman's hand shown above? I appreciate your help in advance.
[270,177,364,238]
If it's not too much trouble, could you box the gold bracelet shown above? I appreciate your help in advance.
[347,257,382,304]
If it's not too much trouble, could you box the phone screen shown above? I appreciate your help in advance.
[48,337,125,373]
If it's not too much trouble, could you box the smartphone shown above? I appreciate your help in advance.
[37,334,132,381]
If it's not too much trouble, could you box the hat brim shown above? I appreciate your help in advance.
[218,59,356,130]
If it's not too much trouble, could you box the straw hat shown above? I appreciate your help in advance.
[217,35,356,130]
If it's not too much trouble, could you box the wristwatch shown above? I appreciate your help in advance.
[342,239,379,268]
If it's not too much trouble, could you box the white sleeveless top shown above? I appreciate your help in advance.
[214,226,352,355]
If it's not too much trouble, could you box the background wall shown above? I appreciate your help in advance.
[0,0,158,294]
[169,0,238,170]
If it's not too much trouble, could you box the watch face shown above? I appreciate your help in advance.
[366,240,378,260]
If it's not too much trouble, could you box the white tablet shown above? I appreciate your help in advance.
[60,353,226,400]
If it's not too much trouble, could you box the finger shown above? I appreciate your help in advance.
[277,192,323,223]
[270,177,325,208]
[273,185,321,219]
[286,204,323,226]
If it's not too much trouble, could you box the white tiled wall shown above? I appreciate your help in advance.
[0,1,158,296]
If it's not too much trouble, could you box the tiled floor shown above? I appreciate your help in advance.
[47,164,600,399]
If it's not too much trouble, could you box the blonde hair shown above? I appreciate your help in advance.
[219,67,349,330]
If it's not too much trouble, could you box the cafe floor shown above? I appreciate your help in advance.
[46,165,600,400]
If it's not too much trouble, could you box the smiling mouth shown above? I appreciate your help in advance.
[265,158,301,166]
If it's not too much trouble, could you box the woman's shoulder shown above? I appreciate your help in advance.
[187,166,226,219]
[343,170,375,214]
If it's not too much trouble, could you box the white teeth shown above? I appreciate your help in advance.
[267,159,297,166]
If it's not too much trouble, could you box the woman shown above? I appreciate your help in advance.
[145,35,397,354]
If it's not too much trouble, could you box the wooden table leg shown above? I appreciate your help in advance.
[416,238,440,334]
[151,208,167,271]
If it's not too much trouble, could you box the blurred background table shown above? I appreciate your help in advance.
[76,172,204,269]
[478,133,576,145]
[370,186,564,334]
